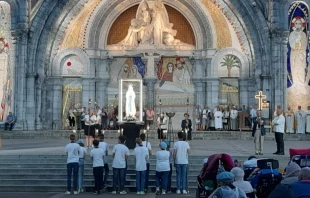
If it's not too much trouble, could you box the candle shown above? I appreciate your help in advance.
[147,125,150,131]
[102,130,105,134]
[117,129,120,134]
[143,130,146,134]
[121,128,124,133]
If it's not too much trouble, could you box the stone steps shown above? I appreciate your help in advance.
[1,130,310,141]
[0,155,291,193]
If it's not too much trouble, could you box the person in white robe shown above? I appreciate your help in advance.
[295,106,306,134]
[285,107,295,134]
[125,84,136,119]
[230,106,238,131]
[306,106,310,134]
[214,107,223,130]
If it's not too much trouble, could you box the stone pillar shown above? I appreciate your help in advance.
[239,78,249,108]
[192,78,205,108]
[82,78,95,109]
[35,75,44,130]
[206,78,220,109]
[41,82,47,129]
[96,78,110,108]
[52,77,63,130]
[13,32,27,130]
[25,74,36,130]
[144,77,157,108]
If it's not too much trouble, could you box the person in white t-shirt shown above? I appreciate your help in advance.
[112,135,130,195]
[164,140,173,193]
[139,133,152,193]
[133,138,149,195]
[173,132,190,195]
[157,112,168,141]
[90,139,105,195]
[155,142,170,195]
[98,134,109,189]
[65,134,80,195]
[77,139,87,193]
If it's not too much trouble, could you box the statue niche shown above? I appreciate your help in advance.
[108,0,195,50]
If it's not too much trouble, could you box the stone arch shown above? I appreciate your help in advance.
[211,48,249,78]
[86,0,216,50]
[52,48,90,77]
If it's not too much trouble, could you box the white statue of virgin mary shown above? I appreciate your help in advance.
[125,84,136,118]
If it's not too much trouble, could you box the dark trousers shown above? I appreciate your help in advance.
[167,163,172,191]
[103,163,109,187]
[69,117,75,127]
[113,168,126,191]
[93,166,104,192]
[4,122,14,130]
[274,132,284,153]
[145,163,150,190]
[67,162,79,192]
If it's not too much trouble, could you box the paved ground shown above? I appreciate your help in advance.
[0,138,309,158]
[0,192,195,198]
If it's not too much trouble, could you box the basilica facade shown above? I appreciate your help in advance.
[0,0,309,130]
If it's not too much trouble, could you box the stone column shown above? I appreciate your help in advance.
[144,77,157,108]
[239,78,249,108]
[52,77,63,130]
[25,74,36,130]
[192,78,205,108]
[96,78,110,108]
[41,81,47,129]
[35,75,44,130]
[13,32,27,130]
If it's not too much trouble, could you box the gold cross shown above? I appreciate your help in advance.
[255,91,267,111]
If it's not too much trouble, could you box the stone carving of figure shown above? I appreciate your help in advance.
[125,84,136,118]
[289,18,308,86]
[120,19,145,49]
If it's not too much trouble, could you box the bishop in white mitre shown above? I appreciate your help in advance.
[295,106,306,134]
[285,107,295,134]
[306,106,310,134]
[230,106,239,131]
[214,107,223,130]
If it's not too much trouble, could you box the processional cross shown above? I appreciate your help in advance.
[255,91,267,111]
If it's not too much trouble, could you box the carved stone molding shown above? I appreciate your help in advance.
[211,47,249,78]
[52,48,91,77]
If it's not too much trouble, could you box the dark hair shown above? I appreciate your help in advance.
[184,113,189,117]
[140,133,146,141]
[98,134,105,140]
[248,156,257,160]
[70,134,76,141]
[178,132,184,139]
[93,139,99,147]
[119,135,127,143]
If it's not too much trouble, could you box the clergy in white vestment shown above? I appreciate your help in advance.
[295,106,306,134]
[214,107,223,130]
[285,107,295,134]
[230,106,238,131]
[306,106,310,134]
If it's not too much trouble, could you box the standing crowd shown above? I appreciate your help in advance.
[64,131,190,195]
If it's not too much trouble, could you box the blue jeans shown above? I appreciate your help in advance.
[93,166,104,192]
[156,171,169,191]
[67,162,79,192]
[104,163,109,187]
[136,171,146,192]
[78,159,84,190]
[113,168,126,191]
[145,163,150,190]
[167,164,172,191]
[176,164,188,191]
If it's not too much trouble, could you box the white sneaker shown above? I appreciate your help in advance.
[182,190,188,194]
[176,190,181,194]
[111,191,117,194]
[73,191,79,195]
[120,191,127,195]
[162,191,166,195]
[65,191,70,194]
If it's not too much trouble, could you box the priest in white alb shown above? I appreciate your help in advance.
[295,106,306,134]
[214,107,223,131]
[285,107,295,134]
[306,106,310,134]
[230,106,238,131]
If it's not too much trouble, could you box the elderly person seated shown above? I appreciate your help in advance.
[208,172,247,198]
[4,112,15,130]
[231,167,254,194]
[266,162,300,198]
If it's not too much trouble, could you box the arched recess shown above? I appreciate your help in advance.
[0,0,18,30]
[211,48,249,78]
[85,0,216,50]
[52,48,90,77]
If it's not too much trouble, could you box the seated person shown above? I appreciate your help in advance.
[208,172,247,198]
[231,167,254,194]
[248,167,282,189]
[243,156,258,180]
[4,112,15,130]
[290,167,310,197]
[268,162,301,198]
